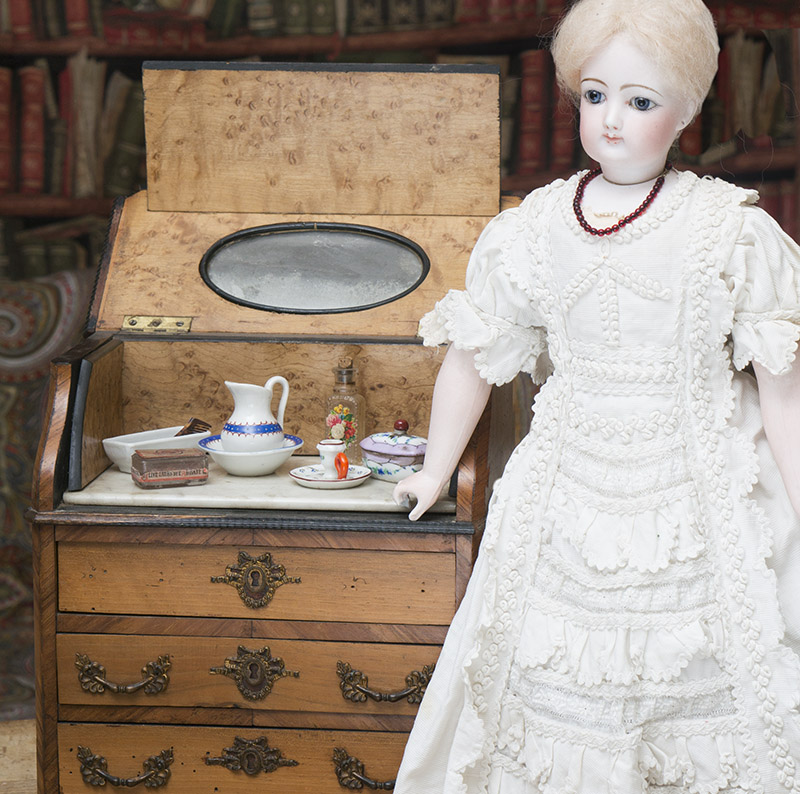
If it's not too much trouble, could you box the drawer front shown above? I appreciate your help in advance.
[58,723,406,793]
[58,543,456,624]
[58,633,439,715]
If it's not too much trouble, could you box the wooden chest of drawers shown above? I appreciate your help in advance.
[29,62,507,793]
[32,513,482,792]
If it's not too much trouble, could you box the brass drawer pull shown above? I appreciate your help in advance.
[209,645,299,700]
[333,747,395,790]
[210,550,301,608]
[77,745,173,788]
[205,736,298,775]
[75,653,171,695]
[337,660,435,704]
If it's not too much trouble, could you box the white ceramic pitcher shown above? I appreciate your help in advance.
[220,376,289,453]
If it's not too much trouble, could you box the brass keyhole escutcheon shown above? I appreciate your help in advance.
[247,662,262,685]
[209,646,299,701]
[211,551,301,609]
[205,736,298,776]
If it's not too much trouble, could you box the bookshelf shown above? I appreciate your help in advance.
[0,1,799,278]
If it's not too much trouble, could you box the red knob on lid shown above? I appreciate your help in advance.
[394,419,409,433]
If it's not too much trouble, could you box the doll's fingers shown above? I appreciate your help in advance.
[392,482,411,507]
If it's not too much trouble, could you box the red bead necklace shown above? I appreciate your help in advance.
[573,165,670,237]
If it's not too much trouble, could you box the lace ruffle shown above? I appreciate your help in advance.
[418,289,550,385]
[546,489,705,574]
[493,705,741,794]
[730,314,800,376]
[516,607,724,686]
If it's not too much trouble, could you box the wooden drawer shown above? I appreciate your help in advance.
[58,543,457,624]
[58,633,439,716]
[58,723,406,793]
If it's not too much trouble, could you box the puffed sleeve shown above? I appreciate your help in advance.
[418,200,550,386]
[726,205,800,375]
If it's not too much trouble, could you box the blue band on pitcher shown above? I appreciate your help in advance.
[223,422,282,435]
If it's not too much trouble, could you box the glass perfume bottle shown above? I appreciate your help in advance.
[325,357,366,463]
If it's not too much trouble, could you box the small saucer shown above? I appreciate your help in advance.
[289,463,372,490]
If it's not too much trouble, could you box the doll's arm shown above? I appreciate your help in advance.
[754,359,800,516]
[393,345,492,521]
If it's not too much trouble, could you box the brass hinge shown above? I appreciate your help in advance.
[122,316,193,334]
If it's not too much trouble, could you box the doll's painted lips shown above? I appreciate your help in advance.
[604,134,622,143]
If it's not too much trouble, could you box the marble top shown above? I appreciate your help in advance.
[63,456,456,514]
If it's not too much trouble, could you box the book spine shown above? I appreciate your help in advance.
[246,0,280,34]
[513,0,537,21]
[64,0,92,35]
[781,180,797,243]
[17,235,48,278]
[207,0,246,36]
[87,0,102,35]
[0,0,11,36]
[103,83,145,198]
[58,65,73,197]
[0,67,12,193]
[453,0,485,24]
[42,0,64,37]
[283,0,310,33]
[515,49,548,176]
[757,180,781,222]
[420,0,451,28]
[18,65,46,194]
[678,113,703,158]
[347,0,382,33]
[549,79,575,172]
[8,0,35,40]
[47,117,66,195]
[384,0,417,31]
[486,0,512,24]
[308,0,336,33]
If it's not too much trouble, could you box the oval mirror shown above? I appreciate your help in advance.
[199,222,430,314]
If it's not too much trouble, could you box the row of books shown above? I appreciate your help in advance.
[0,0,569,43]
[0,214,107,280]
[0,53,146,199]
[507,28,797,181]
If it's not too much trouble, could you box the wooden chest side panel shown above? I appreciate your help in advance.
[144,67,500,216]
[58,724,406,793]
[58,633,439,716]
[57,543,457,624]
[118,339,441,440]
[95,191,490,338]
[72,341,123,489]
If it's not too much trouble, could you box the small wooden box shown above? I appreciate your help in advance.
[30,62,511,794]
[130,448,209,488]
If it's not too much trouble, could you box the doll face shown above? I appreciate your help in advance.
[579,35,691,183]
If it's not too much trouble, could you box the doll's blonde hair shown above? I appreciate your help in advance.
[551,0,719,118]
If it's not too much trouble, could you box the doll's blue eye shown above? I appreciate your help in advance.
[584,89,604,104]
[632,96,655,111]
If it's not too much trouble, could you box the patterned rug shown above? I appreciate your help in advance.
[0,269,93,720]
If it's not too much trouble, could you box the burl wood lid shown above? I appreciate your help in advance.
[95,64,503,338]
[142,62,500,217]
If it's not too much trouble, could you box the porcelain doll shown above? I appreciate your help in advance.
[391,0,800,791]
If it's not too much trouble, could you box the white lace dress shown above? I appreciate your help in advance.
[393,170,800,794]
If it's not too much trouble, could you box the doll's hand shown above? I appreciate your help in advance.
[393,472,446,521]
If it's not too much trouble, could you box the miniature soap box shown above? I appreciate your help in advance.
[131,448,209,488]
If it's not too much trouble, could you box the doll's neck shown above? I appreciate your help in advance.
[582,164,676,222]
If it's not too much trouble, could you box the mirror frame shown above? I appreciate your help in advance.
[199,221,431,315]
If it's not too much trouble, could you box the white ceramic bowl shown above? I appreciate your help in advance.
[103,426,212,473]
[198,434,303,476]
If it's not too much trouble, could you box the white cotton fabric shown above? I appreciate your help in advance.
[394,170,800,794]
